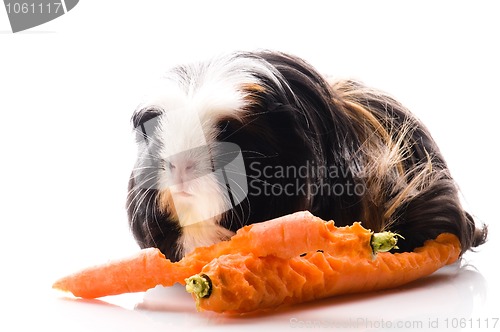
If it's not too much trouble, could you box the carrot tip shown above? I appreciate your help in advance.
[371,232,403,254]
[185,274,212,299]
[52,282,63,291]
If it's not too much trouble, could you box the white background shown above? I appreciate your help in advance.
[1,1,498,331]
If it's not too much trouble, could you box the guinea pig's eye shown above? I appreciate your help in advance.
[132,107,163,128]
[132,107,163,143]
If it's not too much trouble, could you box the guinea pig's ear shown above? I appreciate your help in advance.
[131,107,163,143]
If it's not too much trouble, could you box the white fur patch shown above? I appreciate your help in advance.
[136,53,279,255]
[178,221,235,257]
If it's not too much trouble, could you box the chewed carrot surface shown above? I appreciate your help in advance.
[186,233,460,313]
[53,211,461,314]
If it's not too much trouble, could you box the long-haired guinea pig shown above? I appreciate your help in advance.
[127,51,487,262]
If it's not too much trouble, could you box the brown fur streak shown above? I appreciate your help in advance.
[157,189,178,219]
[329,79,487,254]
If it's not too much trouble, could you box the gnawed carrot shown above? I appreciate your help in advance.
[54,211,389,298]
[185,233,460,314]
[54,211,458,313]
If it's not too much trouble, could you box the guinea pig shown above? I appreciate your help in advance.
[127,51,486,262]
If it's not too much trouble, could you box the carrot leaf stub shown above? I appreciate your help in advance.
[370,231,403,254]
[185,274,212,299]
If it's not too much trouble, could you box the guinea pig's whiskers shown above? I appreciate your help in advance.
[222,185,248,231]
[131,165,161,173]
[145,193,163,242]
[134,128,163,147]
[230,179,251,227]
[226,177,249,207]
[212,149,274,160]
[136,150,161,158]
[127,174,160,217]
[127,191,150,223]
[135,153,164,164]
[128,188,162,248]
[240,110,269,119]
[127,173,159,197]
[239,150,279,160]
[221,168,272,186]
[218,120,231,134]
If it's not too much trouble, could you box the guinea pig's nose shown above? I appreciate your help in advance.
[167,159,197,184]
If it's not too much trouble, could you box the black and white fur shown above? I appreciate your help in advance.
[127,51,486,262]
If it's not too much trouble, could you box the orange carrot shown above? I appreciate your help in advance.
[52,248,169,298]
[52,245,226,298]
[53,210,459,312]
[54,211,381,298]
[185,233,460,314]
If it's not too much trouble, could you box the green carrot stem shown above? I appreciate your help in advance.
[371,231,404,254]
[185,274,212,299]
